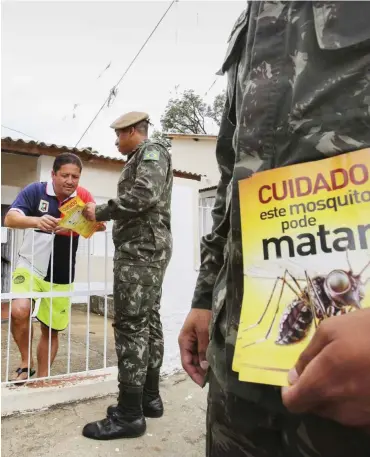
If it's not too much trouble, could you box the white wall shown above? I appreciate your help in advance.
[159,182,199,373]
[170,137,219,187]
[37,155,54,182]
[78,162,122,199]
[2,185,22,205]
[2,153,38,188]
[1,156,33,258]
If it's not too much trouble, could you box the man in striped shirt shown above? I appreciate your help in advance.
[5,152,102,383]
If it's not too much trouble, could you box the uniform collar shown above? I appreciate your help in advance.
[46,180,77,201]
[126,139,149,162]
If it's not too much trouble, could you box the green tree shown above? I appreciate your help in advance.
[208,90,226,127]
[150,88,226,147]
[160,89,209,135]
[151,129,172,149]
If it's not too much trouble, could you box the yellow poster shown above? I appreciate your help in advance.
[58,196,100,239]
[233,149,370,387]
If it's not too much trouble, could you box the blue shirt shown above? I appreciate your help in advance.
[9,181,94,284]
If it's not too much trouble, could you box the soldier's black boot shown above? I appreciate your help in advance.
[143,368,164,418]
[107,369,163,418]
[83,387,146,440]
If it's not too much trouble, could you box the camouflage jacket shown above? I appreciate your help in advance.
[95,140,173,265]
[192,1,370,411]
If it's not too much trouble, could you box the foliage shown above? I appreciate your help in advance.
[151,129,172,149]
[160,89,209,135]
[150,88,226,146]
[208,91,226,127]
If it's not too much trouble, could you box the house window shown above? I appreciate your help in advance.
[199,196,215,239]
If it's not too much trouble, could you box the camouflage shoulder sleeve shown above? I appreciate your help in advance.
[191,97,236,310]
[96,142,170,221]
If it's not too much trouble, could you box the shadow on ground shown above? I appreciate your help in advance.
[1,373,207,457]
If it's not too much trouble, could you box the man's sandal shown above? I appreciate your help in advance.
[11,367,36,385]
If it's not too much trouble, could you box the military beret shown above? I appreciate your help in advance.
[110,111,150,130]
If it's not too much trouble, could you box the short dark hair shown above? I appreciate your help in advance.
[134,120,149,136]
[53,153,83,173]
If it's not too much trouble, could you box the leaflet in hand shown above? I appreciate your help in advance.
[59,196,99,239]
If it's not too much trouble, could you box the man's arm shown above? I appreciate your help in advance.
[5,210,60,232]
[5,210,40,229]
[94,144,169,222]
[192,99,236,310]
[179,98,236,386]
[5,184,59,232]
[80,188,106,231]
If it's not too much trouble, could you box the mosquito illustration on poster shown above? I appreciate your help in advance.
[242,252,370,348]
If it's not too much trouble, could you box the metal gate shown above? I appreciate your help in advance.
[1,205,12,293]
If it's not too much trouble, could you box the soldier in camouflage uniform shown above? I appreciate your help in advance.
[82,112,172,440]
[179,2,370,456]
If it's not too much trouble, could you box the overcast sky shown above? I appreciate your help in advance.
[2,1,246,157]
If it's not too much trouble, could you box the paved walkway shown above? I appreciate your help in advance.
[1,373,207,457]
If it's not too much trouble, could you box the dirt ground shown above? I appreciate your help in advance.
[1,306,117,382]
[1,372,207,457]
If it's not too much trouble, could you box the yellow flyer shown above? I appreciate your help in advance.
[58,196,100,239]
[233,149,370,387]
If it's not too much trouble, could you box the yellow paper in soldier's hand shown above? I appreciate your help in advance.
[233,149,370,387]
[58,196,100,239]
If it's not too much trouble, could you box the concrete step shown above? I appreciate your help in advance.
[90,295,114,320]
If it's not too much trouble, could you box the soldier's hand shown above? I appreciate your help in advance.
[96,222,106,232]
[178,309,211,387]
[282,309,370,430]
[37,215,60,232]
[82,203,96,221]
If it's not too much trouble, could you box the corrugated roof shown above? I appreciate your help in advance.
[1,136,201,181]
[1,136,124,163]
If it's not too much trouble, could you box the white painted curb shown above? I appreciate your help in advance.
[1,367,119,417]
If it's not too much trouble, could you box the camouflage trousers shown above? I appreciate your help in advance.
[206,371,370,457]
[113,261,168,388]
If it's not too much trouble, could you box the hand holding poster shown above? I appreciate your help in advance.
[233,149,370,387]
[58,196,100,239]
